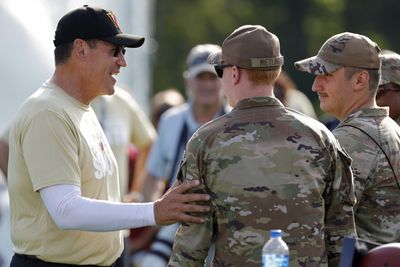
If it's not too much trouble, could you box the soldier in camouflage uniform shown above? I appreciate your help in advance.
[295,32,400,245]
[168,25,356,267]
[376,50,400,124]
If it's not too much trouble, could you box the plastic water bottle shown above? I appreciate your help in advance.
[262,229,289,267]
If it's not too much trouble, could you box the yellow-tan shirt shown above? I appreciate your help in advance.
[91,87,156,195]
[8,82,122,265]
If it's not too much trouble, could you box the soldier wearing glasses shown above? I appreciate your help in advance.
[376,50,400,124]
[169,25,356,267]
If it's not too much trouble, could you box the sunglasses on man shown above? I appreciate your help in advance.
[376,83,400,98]
[113,46,126,57]
[214,64,233,78]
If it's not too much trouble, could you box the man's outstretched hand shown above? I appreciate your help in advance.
[154,180,210,225]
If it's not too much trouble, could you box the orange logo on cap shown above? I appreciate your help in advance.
[107,12,121,31]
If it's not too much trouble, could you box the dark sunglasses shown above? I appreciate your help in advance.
[379,83,400,91]
[214,64,233,78]
[113,46,126,57]
[376,84,400,98]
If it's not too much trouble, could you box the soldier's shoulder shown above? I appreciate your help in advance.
[286,109,337,139]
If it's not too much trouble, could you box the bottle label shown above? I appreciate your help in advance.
[262,254,289,267]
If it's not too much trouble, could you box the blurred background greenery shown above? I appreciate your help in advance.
[151,0,400,116]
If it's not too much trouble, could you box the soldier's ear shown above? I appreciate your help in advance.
[232,66,240,84]
[353,70,369,92]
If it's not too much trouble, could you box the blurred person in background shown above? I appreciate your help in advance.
[7,5,210,267]
[169,25,356,267]
[376,50,400,124]
[150,88,185,128]
[0,177,5,267]
[0,128,9,266]
[295,32,400,244]
[128,88,184,264]
[0,129,9,179]
[91,86,156,201]
[91,86,157,267]
[136,44,230,267]
[0,129,6,267]
[274,70,317,118]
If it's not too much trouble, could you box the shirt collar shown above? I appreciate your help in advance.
[234,96,284,110]
[341,107,389,124]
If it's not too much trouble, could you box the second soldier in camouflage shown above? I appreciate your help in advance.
[296,32,400,245]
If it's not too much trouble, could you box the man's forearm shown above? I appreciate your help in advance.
[41,184,155,231]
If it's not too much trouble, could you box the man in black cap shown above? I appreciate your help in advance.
[7,5,209,267]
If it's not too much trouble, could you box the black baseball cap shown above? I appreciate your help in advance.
[54,5,145,48]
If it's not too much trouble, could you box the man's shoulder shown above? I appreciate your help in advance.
[16,83,89,127]
[283,108,337,140]
[154,104,191,141]
[193,113,227,139]
[333,117,384,153]
[158,104,189,123]
[334,114,398,139]
[17,85,56,116]
[286,108,323,127]
[333,121,368,146]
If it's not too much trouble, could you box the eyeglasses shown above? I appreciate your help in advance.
[214,64,233,78]
[113,46,126,57]
[379,83,400,91]
[376,84,400,98]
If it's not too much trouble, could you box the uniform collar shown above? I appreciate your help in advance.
[234,96,283,110]
[346,107,388,118]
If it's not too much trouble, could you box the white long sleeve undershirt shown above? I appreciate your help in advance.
[40,184,155,231]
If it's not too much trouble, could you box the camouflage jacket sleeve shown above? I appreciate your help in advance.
[333,126,378,204]
[168,134,213,267]
[324,142,357,266]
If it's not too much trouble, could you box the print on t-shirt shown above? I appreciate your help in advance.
[80,114,114,179]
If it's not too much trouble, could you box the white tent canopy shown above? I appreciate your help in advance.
[0,1,154,265]
[0,0,155,132]
[0,2,53,131]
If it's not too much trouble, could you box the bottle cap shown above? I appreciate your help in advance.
[270,229,282,238]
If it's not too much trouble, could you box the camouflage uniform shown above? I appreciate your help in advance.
[378,50,400,125]
[168,97,356,267]
[333,108,400,244]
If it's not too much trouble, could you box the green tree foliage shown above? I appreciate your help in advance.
[152,0,400,115]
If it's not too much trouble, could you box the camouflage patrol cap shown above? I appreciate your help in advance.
[379,50,400,87]
[294,32,381,75]
[208,25,284,70]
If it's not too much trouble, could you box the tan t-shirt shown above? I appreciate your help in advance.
[91,87,156,195]
[8,82,123,265]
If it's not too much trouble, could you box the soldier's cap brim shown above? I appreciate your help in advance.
[294,56,342,75]
[379,77,391,86]
[183,63,216,79]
